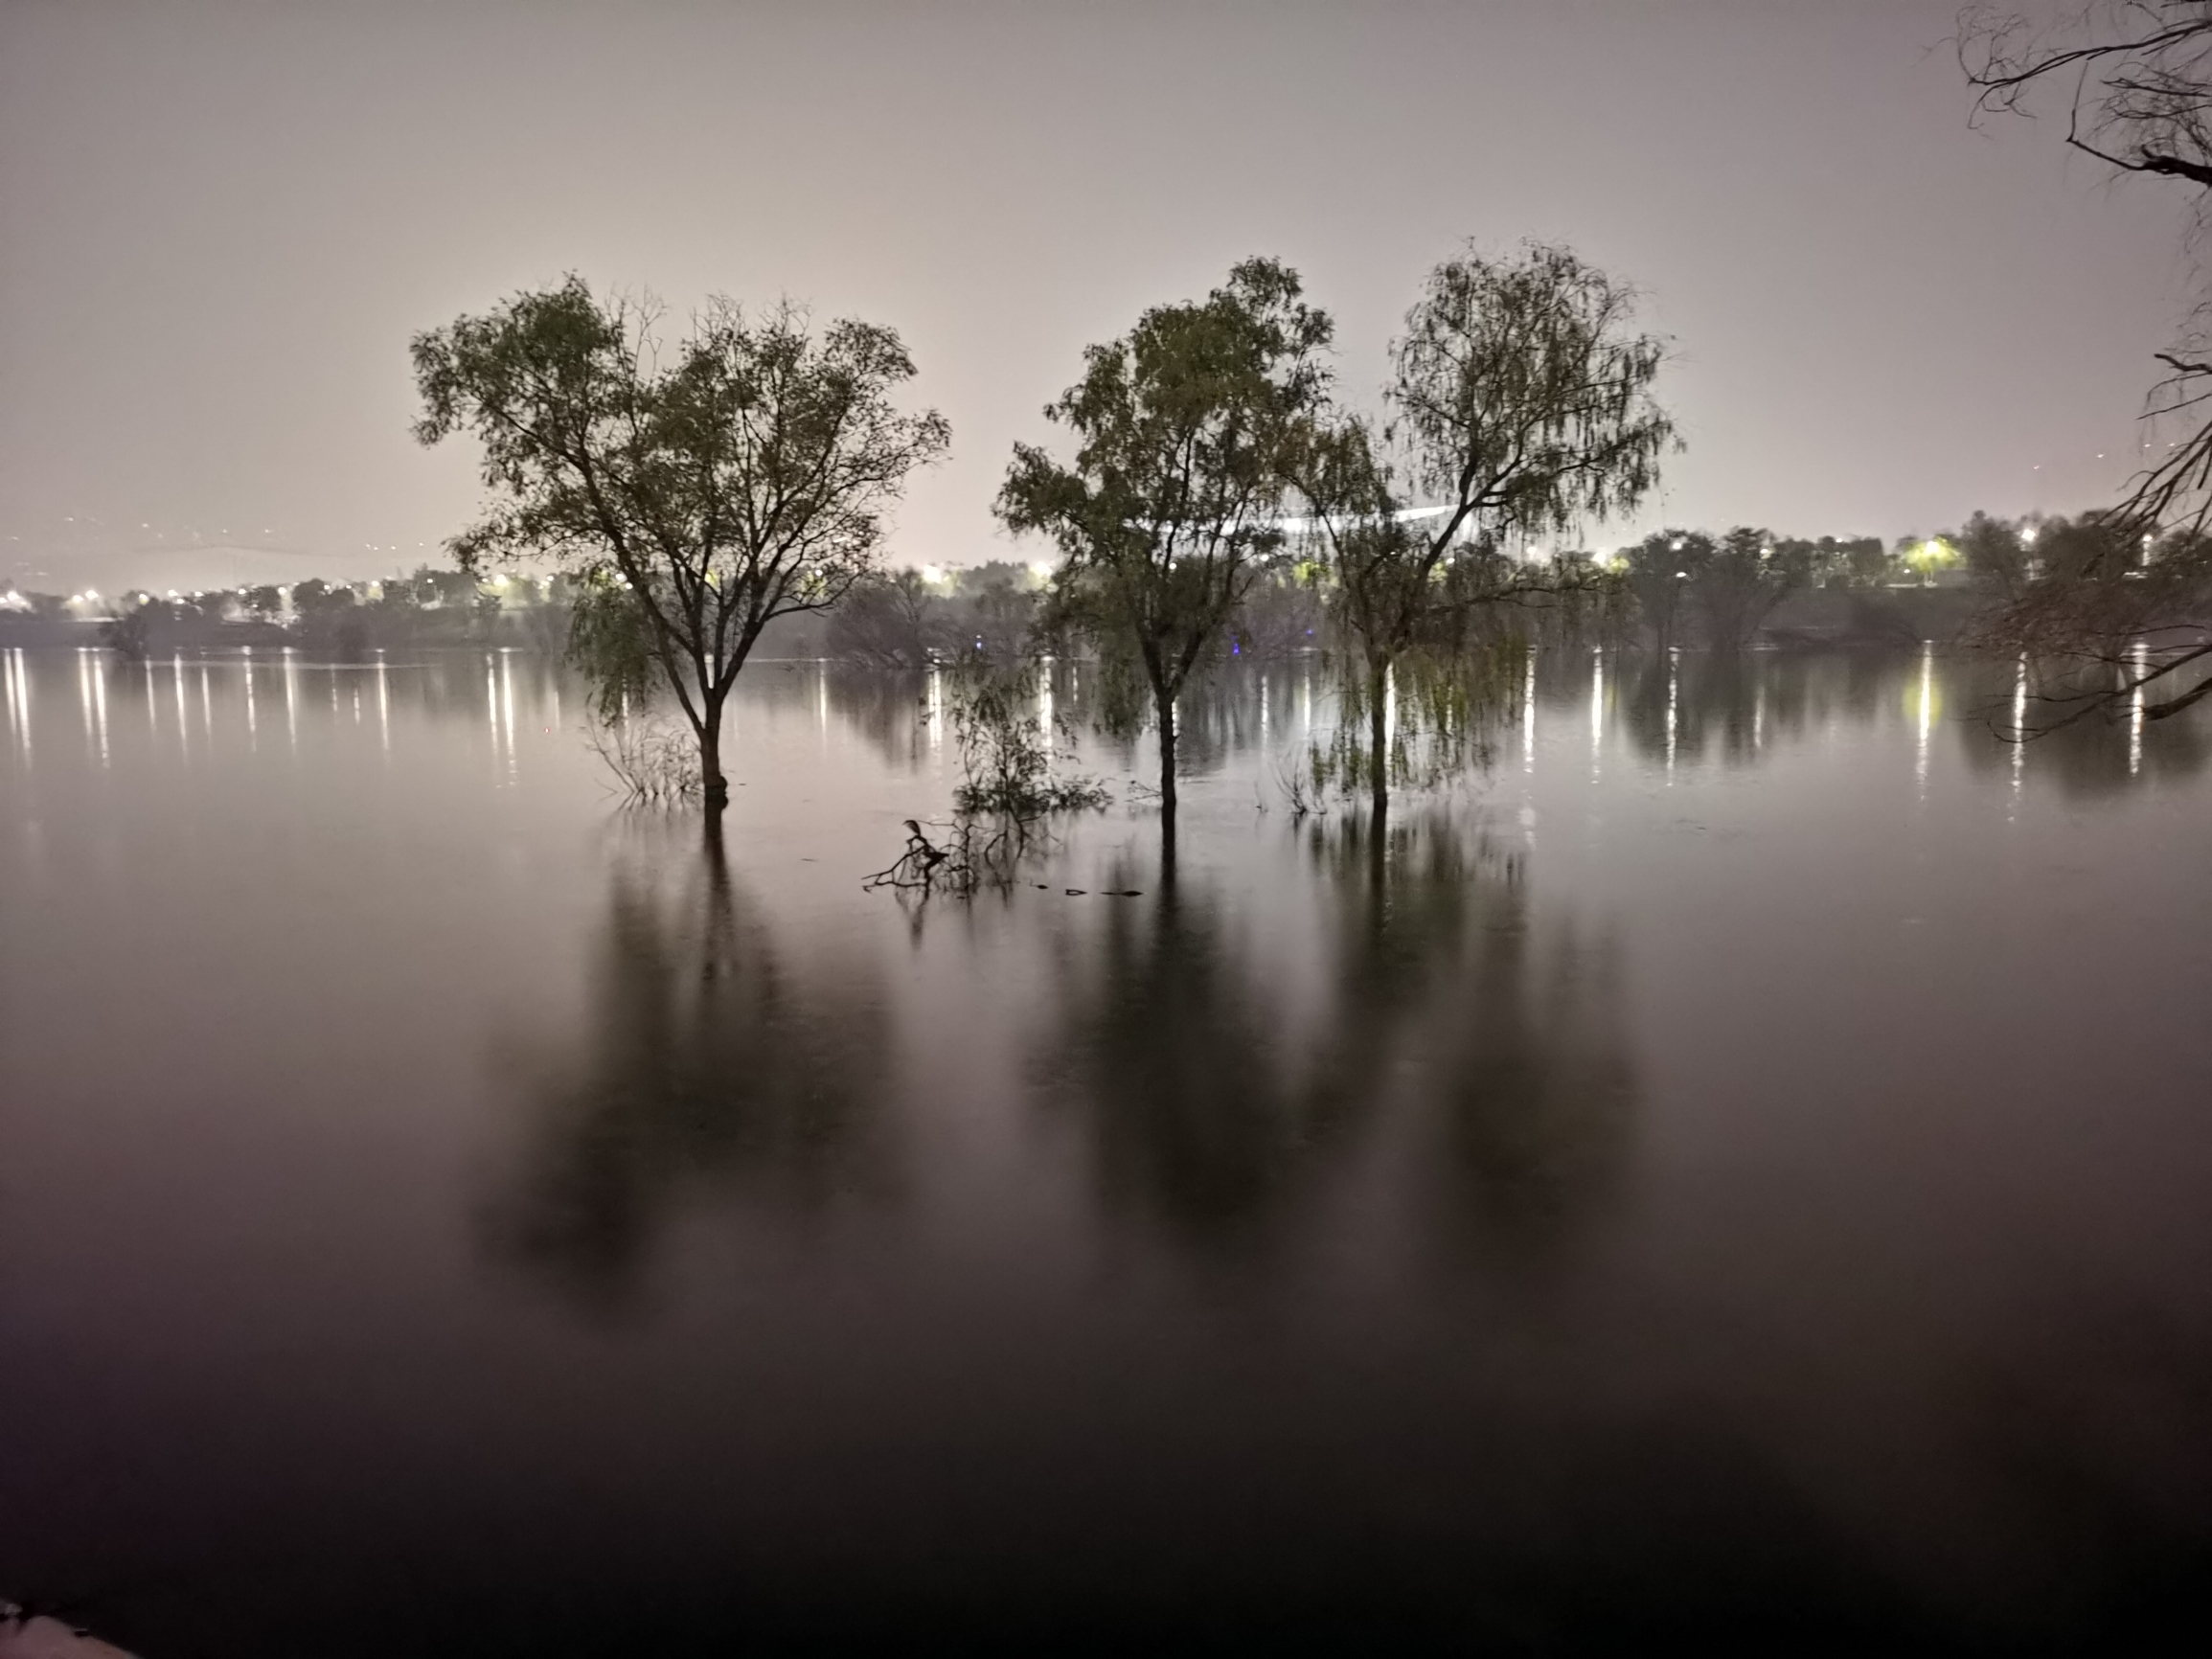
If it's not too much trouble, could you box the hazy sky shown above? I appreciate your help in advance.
[0,0,2190,590]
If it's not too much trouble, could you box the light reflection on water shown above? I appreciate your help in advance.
[0,645,2209,1654]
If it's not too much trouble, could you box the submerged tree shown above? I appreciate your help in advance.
[1295,243,1674,818]
[413,276,950,807]
[996,259,1333,859]
[1962,5,2212,719]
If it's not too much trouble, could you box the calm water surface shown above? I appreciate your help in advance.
[2,645,2209,1653]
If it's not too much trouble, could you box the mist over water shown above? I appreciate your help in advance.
[3,645,2209,1652]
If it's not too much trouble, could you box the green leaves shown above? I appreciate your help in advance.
[997,258,1332,706]
[1389,241,1674,540]
[413,277,948,784]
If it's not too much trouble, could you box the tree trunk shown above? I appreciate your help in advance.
[1368,662,1389,821]
[1156,685,1177,882]
[699,687,730,812]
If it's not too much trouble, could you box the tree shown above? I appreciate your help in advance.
[996,258,1331,857]
[1297,243,1673,817]
[1963,4,2212,719]
[952,562,1041,662]
[827,568,944,667]
[1621,530,1710,650]
[1956,510,2035,602]
[1982,510,2212,728]
[414,275,950,807]
[1689,526,1808,649]
[99,599,153,660]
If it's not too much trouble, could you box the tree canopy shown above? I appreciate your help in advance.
[996,257,1332,848]
[413,276,950,805]
[1296,242,1674,810]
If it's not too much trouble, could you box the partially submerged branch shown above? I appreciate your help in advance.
[863,815,1039,898]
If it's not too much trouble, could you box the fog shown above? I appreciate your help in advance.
[0,0,2186,594]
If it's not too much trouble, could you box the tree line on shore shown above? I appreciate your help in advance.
[0,504,2157,670]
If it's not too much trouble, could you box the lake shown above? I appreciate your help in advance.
[2,643,2208,1654]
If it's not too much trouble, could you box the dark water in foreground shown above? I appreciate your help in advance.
[2,645,2209,1654]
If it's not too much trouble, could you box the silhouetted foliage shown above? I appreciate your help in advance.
[1229,563,1327,656]
[584,715,702,804]
[1296,242,1671,810]
[828,562,1043,668]
[947,662,1107,816]
[1957,509,2036,602]
[97,601,152,660]
[1688,527,1811,650]
[830,569,943,667]
[1621,531,1709,651]
[1970,510,2212,729]
[1965,1,2212,539]
[413,275,950,806]
[998,258,1333,856]
[1963,3,2212,716]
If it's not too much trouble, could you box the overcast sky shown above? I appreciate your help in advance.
[0,0,2190,590]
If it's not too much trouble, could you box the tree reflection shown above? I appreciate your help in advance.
[1036,809,1634,1257]
[1419,897,1633,1253]
[1034,870,1332,1243]
[1580,644,2211,803]
[480,821,890,1305]
[1294,807,1506,1126]
[1952,654,2212,798]
[1613,649,1816,769]
[828,664,929,771]
[1306,810,1634,1253]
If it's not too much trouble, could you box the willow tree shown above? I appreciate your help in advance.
[413,276,950,807]
[1296,242,1674,817]
[996,258,1332,852]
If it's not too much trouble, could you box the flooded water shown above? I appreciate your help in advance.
[2,644,2209,1654]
